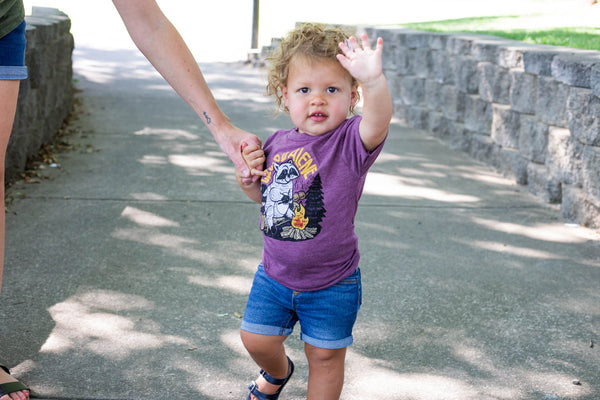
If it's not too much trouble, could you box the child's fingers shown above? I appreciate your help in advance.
[242,143,262,155]
[375,36,384,52]
[248,154,265,168]
[359,33,371,50]
[250,168,267,177]
[247,150,265,165]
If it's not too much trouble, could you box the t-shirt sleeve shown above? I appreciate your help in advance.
[341,115,387,176]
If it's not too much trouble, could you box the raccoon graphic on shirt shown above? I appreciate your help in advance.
[260,150,325,242]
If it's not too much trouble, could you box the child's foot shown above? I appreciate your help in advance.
[0,366,30,400]
[248,374,281,400]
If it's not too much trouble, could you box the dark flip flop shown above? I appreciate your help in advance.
[0,365,30,398]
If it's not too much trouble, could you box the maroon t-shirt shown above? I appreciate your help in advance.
[259,116,385,291]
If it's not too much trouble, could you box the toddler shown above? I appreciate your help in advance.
[236,23,392,400]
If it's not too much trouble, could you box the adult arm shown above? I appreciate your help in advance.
[112,0,260,179]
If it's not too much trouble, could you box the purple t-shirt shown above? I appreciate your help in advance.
[259,115,385,291]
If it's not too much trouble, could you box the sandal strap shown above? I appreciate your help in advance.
[0,381,30,397]
[247,357,294,400]
[247,381,281,400]
[259,356,294,386]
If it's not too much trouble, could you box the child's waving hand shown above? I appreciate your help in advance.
[336,33,384,86]
[337,32,392,152]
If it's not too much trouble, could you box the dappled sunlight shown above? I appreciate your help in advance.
[466,240,565,260]
[517,369,592,398]
[174,355,245,400]
[121,206,179,227]
[40,290,189,361]
[112,227,212,261]
[457,167,517,186]
[72,50,160,84]
[168,154,233,176]
[188,274,252,295]
[396,167,447,178]
[375,151,403,163]
[138,155,168,165]
[202,68,267,88]
[364,172,480,202]
[471,217,600,244]
[220,329,247,358]
[345,350,480,399]
[130,192,169,201]
[112,207,260,267]
[451,342,497,374]
[134,127,199,141]
[344,340,592,399]
[212,87,272,102]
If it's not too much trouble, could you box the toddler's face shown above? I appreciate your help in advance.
[281,56,357,137]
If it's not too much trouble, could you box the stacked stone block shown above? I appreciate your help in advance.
[6,7,74,181]
[365,27,600,229]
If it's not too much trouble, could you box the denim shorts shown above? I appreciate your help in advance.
[0,20,28,80]
[241,264,362,349]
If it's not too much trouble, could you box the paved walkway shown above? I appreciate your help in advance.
[1,33,599,400]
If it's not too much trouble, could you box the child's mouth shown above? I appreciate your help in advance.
[310,112,327,121]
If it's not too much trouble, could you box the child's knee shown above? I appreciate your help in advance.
[240,329,260,353]
[306,345,346,367]
[241,330,285,356]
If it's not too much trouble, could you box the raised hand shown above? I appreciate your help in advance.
[336,33,384,86]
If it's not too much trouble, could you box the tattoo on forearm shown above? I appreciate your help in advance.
[203,111,212,125]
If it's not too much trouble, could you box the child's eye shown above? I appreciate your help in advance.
[327,87,338,94]
[299,87,310,94]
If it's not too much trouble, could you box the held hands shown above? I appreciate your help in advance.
[240,142,267,179]
[336,33,384,87]
[214,124,263,184]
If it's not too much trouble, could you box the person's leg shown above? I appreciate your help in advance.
[304,344,346,400]
[0,18,31,400]
[0,81,30,400]
[241,330,291,399]
[0,79,19,292]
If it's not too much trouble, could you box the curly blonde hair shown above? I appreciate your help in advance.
[266,23,359,114]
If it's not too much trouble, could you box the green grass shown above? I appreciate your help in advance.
[402,16,600,51]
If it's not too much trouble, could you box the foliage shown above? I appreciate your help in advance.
[402,16,600,51]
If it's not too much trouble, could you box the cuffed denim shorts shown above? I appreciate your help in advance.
[241,264,362,349]
[0,20,28,80]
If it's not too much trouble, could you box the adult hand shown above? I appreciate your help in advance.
[215,124,262,184]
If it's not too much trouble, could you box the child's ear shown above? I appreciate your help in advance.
[350,84,359,107]
[281,85,289,107]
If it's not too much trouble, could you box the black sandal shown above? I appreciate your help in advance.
[246,356,294,400]
[0,365,30,399]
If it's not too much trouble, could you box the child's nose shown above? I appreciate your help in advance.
[310,94,326,105]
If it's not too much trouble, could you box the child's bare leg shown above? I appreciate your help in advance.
[305,343,346,400]
[241,330,290,397]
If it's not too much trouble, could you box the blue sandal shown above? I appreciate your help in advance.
[246,356,294,400]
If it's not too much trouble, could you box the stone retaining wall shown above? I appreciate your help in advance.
[362,27,600,229]
[6,7,74,182]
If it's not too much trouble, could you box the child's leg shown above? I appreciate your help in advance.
[304,343,347,400]
[241,330,290,396]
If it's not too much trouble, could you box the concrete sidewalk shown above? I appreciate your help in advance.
[1,40,599,400]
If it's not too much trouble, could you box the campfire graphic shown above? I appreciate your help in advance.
[292,204,309,230]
